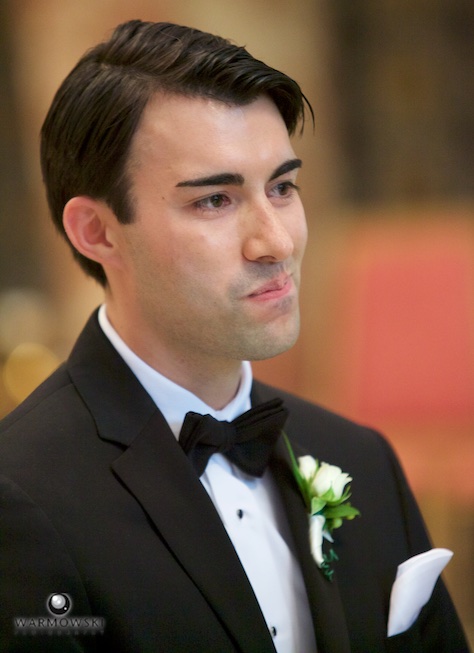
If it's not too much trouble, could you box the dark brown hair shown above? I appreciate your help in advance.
[41,20,312,285]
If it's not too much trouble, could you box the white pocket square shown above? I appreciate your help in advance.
[387,548,453,637]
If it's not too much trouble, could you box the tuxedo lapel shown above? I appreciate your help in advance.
[67,313,276,653]
[251,384,351,653]
[270,440,351,653]
[111,412,276,653]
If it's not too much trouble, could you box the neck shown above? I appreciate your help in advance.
[167,363,244,410]
[103,302,243,410]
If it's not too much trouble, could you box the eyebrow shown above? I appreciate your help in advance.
[269,158,302,181]
[176,172,244,188]
[175,158,302,188]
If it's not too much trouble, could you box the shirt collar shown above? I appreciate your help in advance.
[98,305,252,438]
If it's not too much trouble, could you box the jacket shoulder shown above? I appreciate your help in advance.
[0,363,72,433]
[253,379,385,451]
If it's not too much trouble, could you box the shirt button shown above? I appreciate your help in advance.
[270,626,277,637]
[236,509,244,519]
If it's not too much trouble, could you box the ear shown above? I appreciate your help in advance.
[63,196,122,269]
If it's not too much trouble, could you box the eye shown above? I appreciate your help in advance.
[194,193,231,211]
[270,181,300,198]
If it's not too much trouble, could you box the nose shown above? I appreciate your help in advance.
[242,201,296,263]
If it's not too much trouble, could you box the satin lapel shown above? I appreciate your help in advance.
[269,440,351,653]
[251,384,351,653]
[110,410,276,653]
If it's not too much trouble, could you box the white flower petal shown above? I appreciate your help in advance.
[312,463,337,495]
[313,462,350,500]
[331,472,352,500]
[298,455,317,480]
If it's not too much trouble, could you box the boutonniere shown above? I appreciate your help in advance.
[283,434,360,581]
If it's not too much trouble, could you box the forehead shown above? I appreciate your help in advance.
[127,93,295,178]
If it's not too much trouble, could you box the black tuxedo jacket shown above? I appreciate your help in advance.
[0,312,469,652]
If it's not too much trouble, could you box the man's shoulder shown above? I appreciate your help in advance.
[0,309,119,443]
[253,378,392,464]
[253,379,378,436]
[1,363,71,430]
[0,363,89,466]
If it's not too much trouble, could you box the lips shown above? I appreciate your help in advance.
[248,274,292,300]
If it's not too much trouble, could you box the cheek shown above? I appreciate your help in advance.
[131,221,237,298]
[178,229,233,273]
[161,239,221,295]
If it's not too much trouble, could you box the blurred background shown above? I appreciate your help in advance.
[0,0,473,643]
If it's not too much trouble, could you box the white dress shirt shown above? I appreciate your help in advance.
[98,305,316,653]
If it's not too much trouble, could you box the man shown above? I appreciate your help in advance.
[0,20,469,653]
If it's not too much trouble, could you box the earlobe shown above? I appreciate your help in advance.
[63,196,119,266]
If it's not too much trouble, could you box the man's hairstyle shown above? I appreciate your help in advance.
[41,20,312,285]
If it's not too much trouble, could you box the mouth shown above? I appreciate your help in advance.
[248,274,293,301]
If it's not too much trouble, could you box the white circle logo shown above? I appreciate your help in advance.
[47,593,72,615]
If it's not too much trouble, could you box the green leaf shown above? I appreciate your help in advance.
[310,497,327,515]
[282,432,300,477]
[282,432,311,511]
[324,487,352,507]
[324,504,360,520]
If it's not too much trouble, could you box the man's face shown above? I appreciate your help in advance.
[112,93,307,370]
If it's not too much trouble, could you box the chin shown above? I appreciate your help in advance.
[245,325,300,362]
[228,310,300,361]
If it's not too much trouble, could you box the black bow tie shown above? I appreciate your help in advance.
[178,398,288,477]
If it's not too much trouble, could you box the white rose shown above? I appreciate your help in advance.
[298,455,318,481]
[312,462,352,501]
[309,514,325,566]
